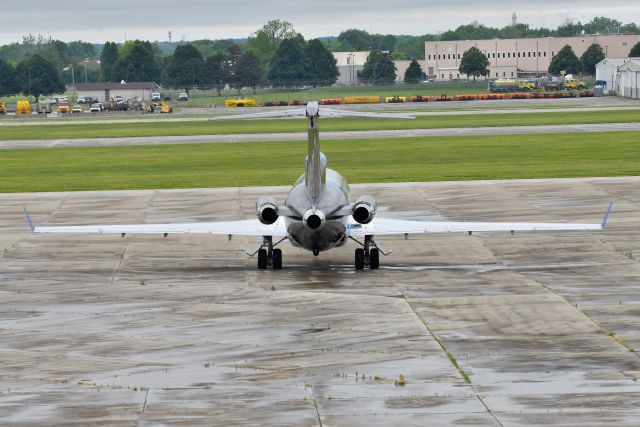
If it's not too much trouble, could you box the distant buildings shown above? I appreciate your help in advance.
[75,82,158,102]
[425,34,640,80]
[332,51,370,85]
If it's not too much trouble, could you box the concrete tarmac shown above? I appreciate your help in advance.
[2,122,640,150]
[1,177,639,425]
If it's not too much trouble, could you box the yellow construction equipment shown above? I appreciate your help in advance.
[344,96,380,104]
[224,99,257,107]
[161,101,172,113]
[384,96,406,103]
[0,102,6,114]
[57,101,71,114]
[16,100,31,115]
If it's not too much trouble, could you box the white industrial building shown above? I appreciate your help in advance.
[75,82,158,102]
[617,59,640,99]
[332,52,370,85]
[595,58,628,94]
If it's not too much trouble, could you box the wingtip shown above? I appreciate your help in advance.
[601,202,613,230]
[23,207,35,232]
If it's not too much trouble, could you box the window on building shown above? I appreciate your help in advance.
[528,52,531,57]
[457,73,460,78]
[428,54,431,60]
[503,72,506,77]
[623,42,628,46]
[533,52,536,57]
[492,53,495,58]
[513,52,516,57]
[447,54,451,59]
[518,52,521,58]
[496,72,499,77]
[458,53,461,59]
[503,53,506,58]
[538,51,541,56]
[507,52,511,58]
[552,51,555,56]
[543,52,546,57]
[441,74,444,79]
[511,72,514,77]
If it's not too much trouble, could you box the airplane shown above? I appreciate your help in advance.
[23,101,612,270]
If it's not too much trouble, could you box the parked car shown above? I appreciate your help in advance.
[151,92,161,102]
[178,92,189,101]
[116,101,129,111]
[114,95,124,102]
[89,103,104,112]
[72,105,83,113]
[77,96,87,104]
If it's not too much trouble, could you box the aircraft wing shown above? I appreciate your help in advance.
[348,203,612,236]
[23,208,288,237]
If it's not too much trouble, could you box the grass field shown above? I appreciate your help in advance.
[1,131,638,193]
[1,109,639,141]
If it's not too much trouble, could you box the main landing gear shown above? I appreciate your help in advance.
[253,236,284,270]
[353,235,381,270]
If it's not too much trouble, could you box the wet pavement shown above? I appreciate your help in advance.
[1,178,639,426]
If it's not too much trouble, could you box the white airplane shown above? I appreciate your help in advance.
[23,102,612,270]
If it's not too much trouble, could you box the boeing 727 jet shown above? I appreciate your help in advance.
[24,102,612,270]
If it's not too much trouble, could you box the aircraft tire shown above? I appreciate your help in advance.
[370,248,380,270]
[355,248,365,270]
[258,249,268,269]
[273,249,283,270]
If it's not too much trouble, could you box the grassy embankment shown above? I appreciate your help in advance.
[1,131,638,192]
[1,109,639,141]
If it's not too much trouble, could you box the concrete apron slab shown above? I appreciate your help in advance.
[0,177,639,426]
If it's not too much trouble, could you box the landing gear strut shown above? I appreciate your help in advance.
[353,235,380,270]
[255,236,284,270]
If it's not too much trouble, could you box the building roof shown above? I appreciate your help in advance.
[75,82,157,90]
[618,58,640,72]
[596,58,630,68]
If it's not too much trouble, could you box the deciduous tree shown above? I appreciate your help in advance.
[548,45,582,75]
[580,43,605,74]
[15,54,65,101]
[0,58,17,96]
[163,44,206,89]
[100,41,119,82]
[267,37,311,86]
[205,52,230,95]
[112,41,160,82]
[459,47,489,81]
[404,59,423,83]
[630,42,640,57]
[234,52,263,93]
[306,39,339,85]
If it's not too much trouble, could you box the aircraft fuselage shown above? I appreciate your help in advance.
[284,168,351,254]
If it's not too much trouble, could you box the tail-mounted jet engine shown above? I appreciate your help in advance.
[303,209,326,231]
[352,195,377,224]
[256,196,279,225]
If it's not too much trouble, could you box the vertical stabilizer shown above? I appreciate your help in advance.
[305,102,325,203]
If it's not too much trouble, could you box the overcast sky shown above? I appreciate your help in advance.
[1,0,639,45]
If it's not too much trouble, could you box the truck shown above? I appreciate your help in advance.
[57,101,71,114]
[37,101,52,114]
[489,79,536,93]
[16,100,32,115]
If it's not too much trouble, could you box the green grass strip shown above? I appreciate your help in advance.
[1,131,639,193]
[1,109,639,141]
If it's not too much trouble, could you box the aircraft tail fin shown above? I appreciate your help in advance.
[305,102,325,202]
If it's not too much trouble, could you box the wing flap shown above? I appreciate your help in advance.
[28,213,288,237]
[349,216,605,236]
